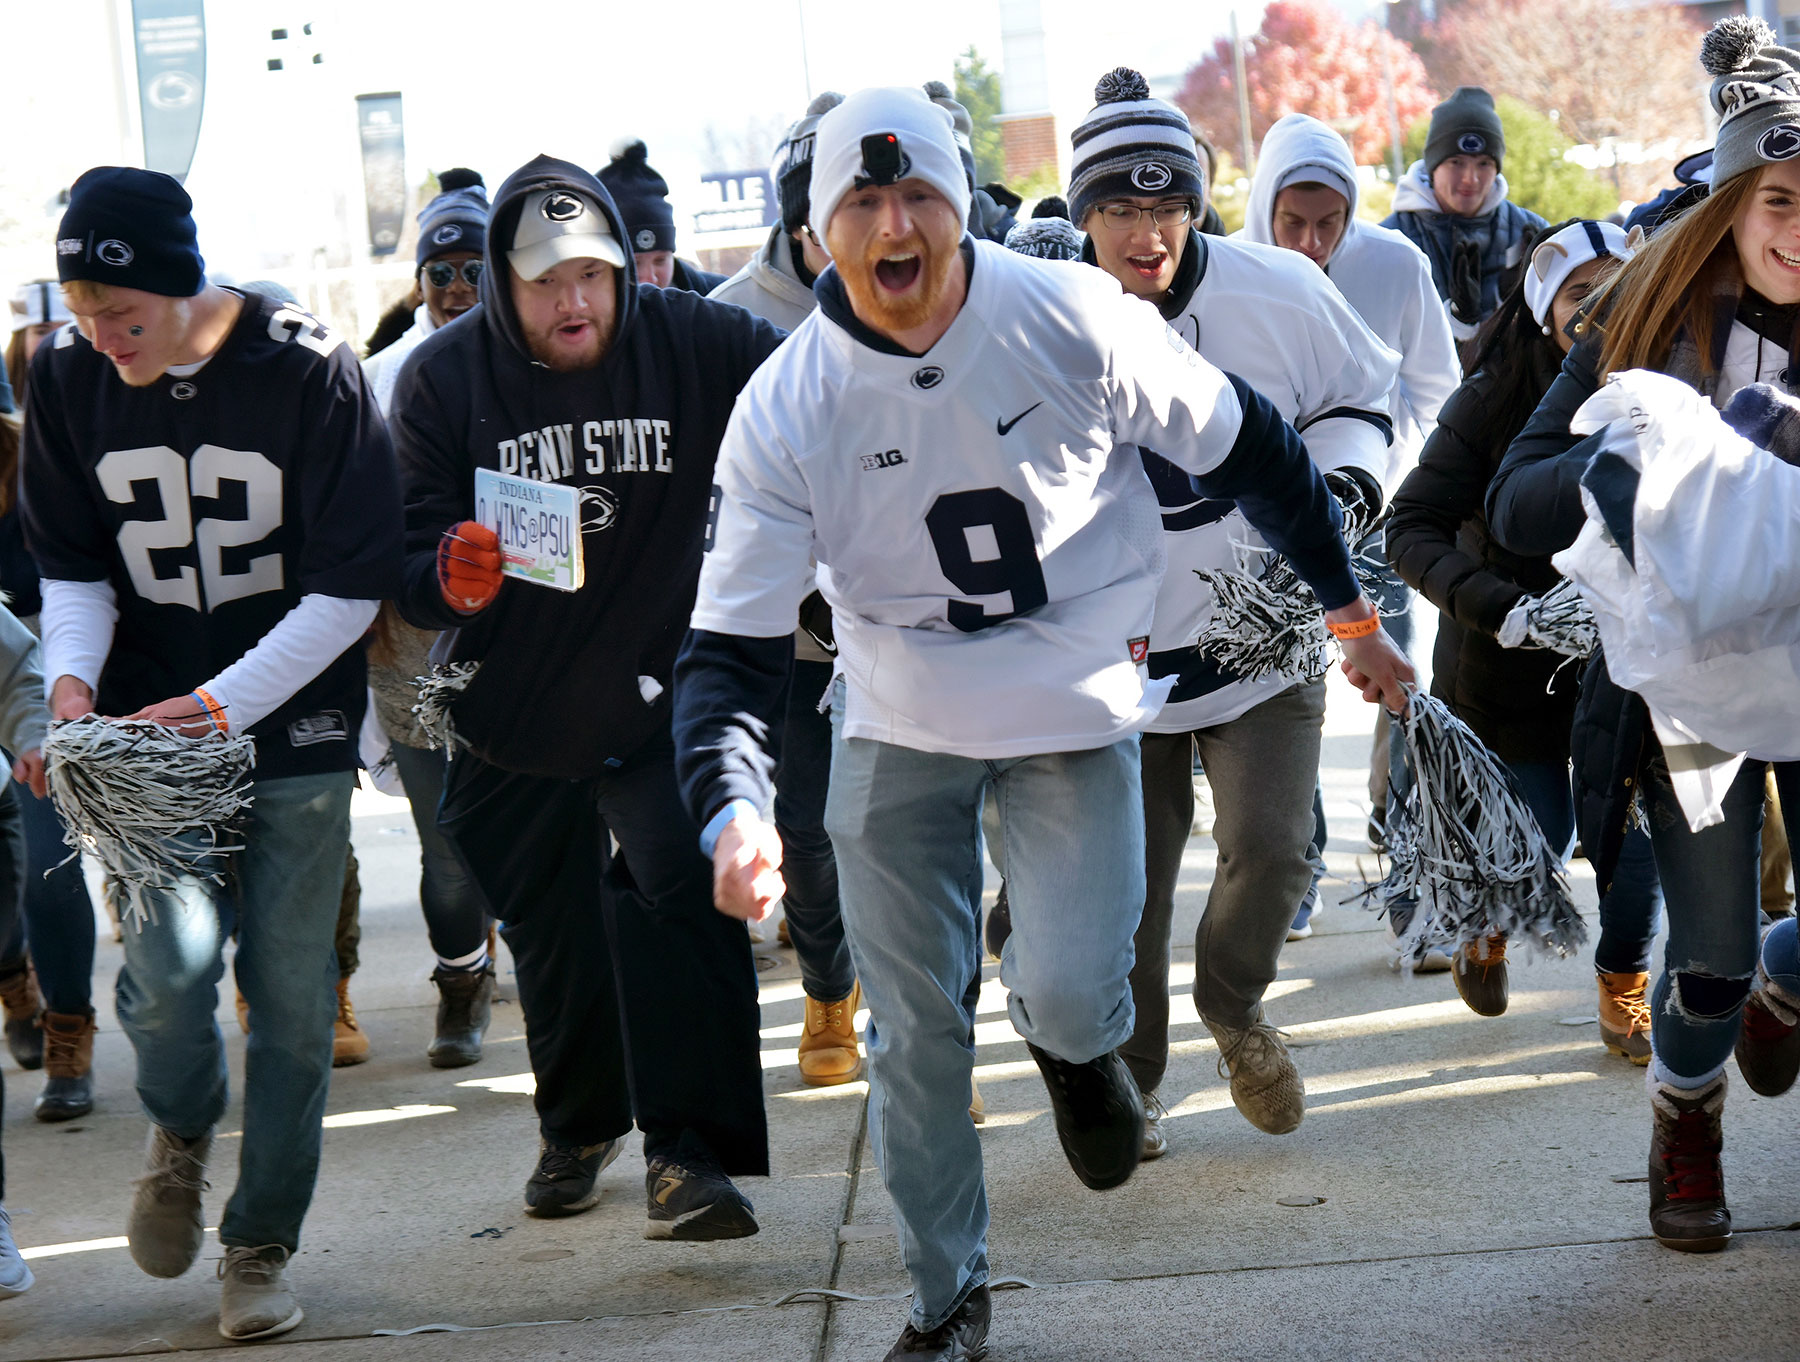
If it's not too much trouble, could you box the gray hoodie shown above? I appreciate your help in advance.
[0,606,48,757]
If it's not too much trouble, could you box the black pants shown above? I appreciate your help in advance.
[0,783,23,1200]
[437,739,767,1176]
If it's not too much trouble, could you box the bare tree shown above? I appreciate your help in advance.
[1431,0,1707,200]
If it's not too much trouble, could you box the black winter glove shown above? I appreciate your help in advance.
[1448,237,1483,324]
[1722,383,1800,467]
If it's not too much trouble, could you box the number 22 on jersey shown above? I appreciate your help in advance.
[96,444,284,612]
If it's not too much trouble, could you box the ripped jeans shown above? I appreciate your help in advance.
[1642,750,1800,1086]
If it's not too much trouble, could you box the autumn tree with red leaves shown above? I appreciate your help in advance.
[1176,0,1438,167]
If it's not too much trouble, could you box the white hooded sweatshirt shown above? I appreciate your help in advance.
[1238,115,1460,491]
[361,303,440,417]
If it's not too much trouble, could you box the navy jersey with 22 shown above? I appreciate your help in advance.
[20,290,404,778]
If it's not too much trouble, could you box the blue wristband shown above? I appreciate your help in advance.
[699,798,759,858]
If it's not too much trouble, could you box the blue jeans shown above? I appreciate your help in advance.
[826,693,1143,1331]
[20,782,97,1014]
[388,740,490,963]
[1761,913,1800,1003]
[115,770,354,1251]
[1640,754,1800,1086]
[773,659,854,1002]
[1506,760,1663,974]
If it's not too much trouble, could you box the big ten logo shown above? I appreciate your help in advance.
[859,449,907,472]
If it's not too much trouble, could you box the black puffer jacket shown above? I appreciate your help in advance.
[1386,354,1577,764]
[1485,324,1651,893]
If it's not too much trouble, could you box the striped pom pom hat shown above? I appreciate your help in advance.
[1067,68,1204,227]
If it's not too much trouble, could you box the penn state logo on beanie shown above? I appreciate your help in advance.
[56,166,204,297]
[596,140,677,255]
[1703,17,1800,189]
[1423,87,1506,178]
[774,92,846,234]
[1066,68,1205,228]
[416,167,490,267]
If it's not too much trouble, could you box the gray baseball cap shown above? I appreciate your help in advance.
[507,188,625,279]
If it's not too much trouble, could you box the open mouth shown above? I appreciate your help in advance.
[555,320,592,343]
[111,352,139,368]
[874,252,922,293]
[1775,248,1800,271]
[1127,252,1167,280]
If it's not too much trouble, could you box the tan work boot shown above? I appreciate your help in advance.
[333,978,370,1067]
[36,1010,96,1121]
[234,989,249,1036]
[0,965,43,1071]
[969,1074,986,1125]
[1598,971,1653,1065]
[798,982,862,1086]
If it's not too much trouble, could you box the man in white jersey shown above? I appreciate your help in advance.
[1070,71,1411,1153]
[672,87,1408,1362]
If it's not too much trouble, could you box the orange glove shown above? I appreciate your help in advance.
[437,521,504,614]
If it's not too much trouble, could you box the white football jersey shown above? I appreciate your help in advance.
[1140,235,1400,733]
[692,240,1248,759]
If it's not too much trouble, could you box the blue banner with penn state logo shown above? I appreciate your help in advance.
[356,92,406,258]
[132,0,206,183]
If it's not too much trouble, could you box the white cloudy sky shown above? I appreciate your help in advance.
[0,0,1386,286]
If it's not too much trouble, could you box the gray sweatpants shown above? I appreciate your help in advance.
[1122,680,1327,1095]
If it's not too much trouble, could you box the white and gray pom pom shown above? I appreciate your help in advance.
[1701,16,1776,76]
[1359,688,1587,959]
[1094,67,1151,104]
[608,136,649,164]
[414,662,480,755]
[45,716,257,926]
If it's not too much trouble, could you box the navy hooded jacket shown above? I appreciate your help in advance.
[391,155,784,778]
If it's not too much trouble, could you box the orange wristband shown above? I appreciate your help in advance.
[190,687,228,734]
[1326,614,1382,641]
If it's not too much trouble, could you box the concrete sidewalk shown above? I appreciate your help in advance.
[4,672,1798,1361]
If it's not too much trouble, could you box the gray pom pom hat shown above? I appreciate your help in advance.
[1703,16,1800,189]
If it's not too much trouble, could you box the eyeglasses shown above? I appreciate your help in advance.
[1096,202,1193,231]
[423,259,485,289]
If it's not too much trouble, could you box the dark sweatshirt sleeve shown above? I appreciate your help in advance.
[1386,378,1527,637]
[390,354,477,632]
[672,628,794,831]
[1193,373,1358,610]
[1486,338,1604,558]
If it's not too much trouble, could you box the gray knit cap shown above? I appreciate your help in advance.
[1703,17,1800,189]
[1004,216,1084,261]
[1067,68,1205,227]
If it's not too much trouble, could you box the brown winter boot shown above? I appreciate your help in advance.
[35,1010,95,1122]
[333,978,370,1067]
[1451,934,1509,1017]
[1598,971,1654,1065]
[1648,1073,1731,1252]
[0,965,43,1070]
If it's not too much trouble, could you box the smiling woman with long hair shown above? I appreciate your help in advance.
[1487,15,1800,1257]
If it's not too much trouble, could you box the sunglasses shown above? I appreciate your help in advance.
[423,259,485,289]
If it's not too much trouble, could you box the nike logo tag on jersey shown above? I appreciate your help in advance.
[996,402,1043,436]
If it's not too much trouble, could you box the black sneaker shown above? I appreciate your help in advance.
[522,1137,622,1217]
[1026,1043,1144,1190]
[984,883,1012,961]
[883,1285,991,1361]
[644,1152,759,1241]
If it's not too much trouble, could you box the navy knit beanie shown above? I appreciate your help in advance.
[1424,87,1505,178]
[597,140,676,254]
[56,166,204,297]
[416,168,490,266]
[1067,68,1205,227]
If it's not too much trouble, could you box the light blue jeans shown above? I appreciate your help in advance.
[114,770,354,1251]
[826,693,1144,1332]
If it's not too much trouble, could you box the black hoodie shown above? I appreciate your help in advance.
[391,155,785,778]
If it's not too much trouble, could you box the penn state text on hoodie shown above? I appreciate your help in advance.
[391,155,785,778]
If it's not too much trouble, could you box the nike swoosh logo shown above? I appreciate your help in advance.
[996,401,1043,436]
[654,1175,682,1206]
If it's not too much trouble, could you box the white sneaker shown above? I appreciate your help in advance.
[0,1207,33,1298]
[1191,778,1216,837]
[1141,1090,1169,1160]
[218,1245,303,1340]
[128,1126,212,1278]
[1384,922,1452,973]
